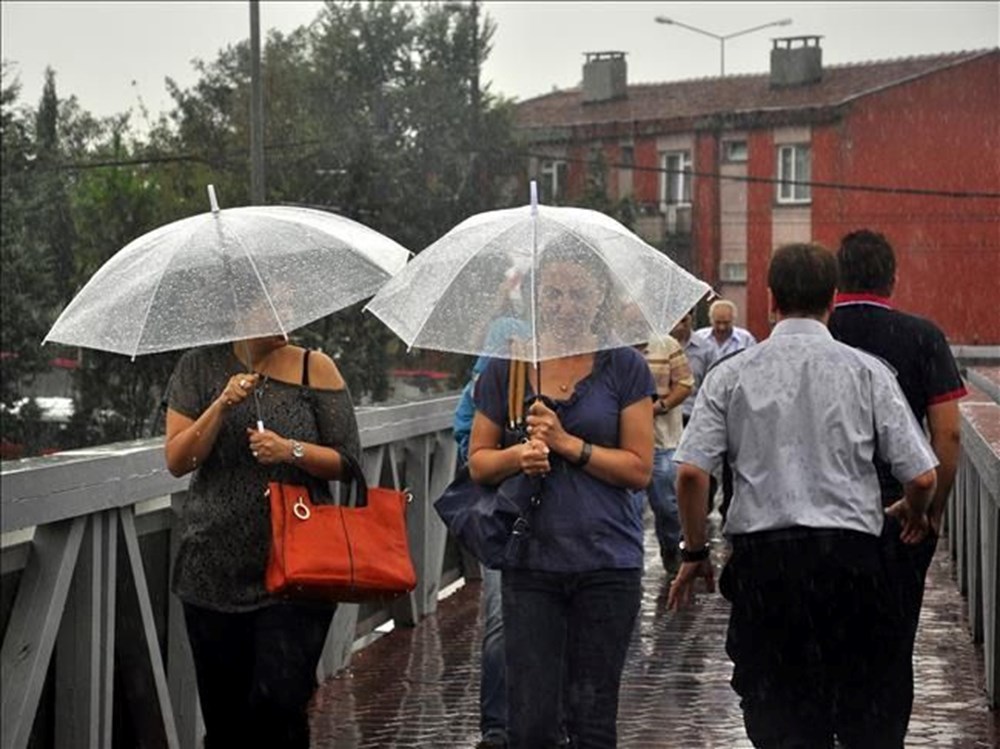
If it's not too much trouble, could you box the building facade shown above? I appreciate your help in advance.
[515,40,1000,344]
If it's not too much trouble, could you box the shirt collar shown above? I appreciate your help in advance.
[834,292,894,309]
[684,334,709,349]
[770,318,833,338]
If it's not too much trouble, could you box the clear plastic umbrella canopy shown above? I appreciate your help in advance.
[365,186,710,363]
[44,187,411,357]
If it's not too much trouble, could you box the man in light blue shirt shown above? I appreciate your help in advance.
[669,311,715,423]
[694,299,755,520]
[669,243,937,749]
[694,299,757,360]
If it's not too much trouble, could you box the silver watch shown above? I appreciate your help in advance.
[290,440,305,463]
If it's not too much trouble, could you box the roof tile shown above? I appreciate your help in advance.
[515,50,995,129]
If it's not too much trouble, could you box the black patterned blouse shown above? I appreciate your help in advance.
[165,345,361,611]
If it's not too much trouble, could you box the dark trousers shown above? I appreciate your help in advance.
[720,529,905,749]
[502,568,642,749]
[183,601,335,749]
[872,515,939,746]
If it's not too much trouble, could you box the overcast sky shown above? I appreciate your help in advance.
[2,1,998,125]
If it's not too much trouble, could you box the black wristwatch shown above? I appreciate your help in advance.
[679,540,710,563]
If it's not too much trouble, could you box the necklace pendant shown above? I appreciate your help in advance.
[559,383,569,392]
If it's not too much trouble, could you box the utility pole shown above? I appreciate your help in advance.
[250,0,265,204]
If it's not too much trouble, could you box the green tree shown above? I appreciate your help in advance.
[30,68,77,301]
[0,64,56,407]
[157,0,523,399]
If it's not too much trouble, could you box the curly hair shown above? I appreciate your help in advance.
[837,229,896,295]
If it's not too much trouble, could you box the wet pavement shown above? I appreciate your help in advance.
[311,513,998,748]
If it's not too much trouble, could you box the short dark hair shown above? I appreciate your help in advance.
[837,229,896,294]
[768,243,838,316]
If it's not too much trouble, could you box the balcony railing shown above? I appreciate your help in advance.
[949,366,1000,709]
[2,395,462,749]
[3,364,999,747]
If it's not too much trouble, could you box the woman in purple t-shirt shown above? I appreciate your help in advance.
[468,252,655,748]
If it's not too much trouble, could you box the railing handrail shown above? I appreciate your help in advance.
[1,395,461,534]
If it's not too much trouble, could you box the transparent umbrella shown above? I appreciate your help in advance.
[365,182,710,369]
[44,185,411,358]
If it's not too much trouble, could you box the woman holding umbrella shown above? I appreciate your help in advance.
[467,248,656,748]
[164,333,360,749]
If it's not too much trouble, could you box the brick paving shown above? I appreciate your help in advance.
[311,514,998,748]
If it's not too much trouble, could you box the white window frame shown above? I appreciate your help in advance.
[719,261,748,283]
[540,159,567,203]
[776,144,811,204]
[659,150,692,207]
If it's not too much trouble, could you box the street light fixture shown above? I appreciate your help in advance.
[654,16,793,76]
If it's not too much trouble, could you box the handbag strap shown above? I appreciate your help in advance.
[338,452,371,508]
[287,348,364,506]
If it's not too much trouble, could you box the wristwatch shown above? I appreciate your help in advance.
[289,440,305,463]
[679,540,710,563]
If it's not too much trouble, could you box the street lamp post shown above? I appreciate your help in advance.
[654,16,792,76]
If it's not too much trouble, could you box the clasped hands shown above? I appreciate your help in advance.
[518,399,568,477]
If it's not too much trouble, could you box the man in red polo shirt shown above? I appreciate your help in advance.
[828,228,966,748]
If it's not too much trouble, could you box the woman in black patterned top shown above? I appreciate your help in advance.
[164,334,360,749]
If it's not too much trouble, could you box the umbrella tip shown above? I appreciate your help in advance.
[207,184,220,214]
[529,180,538,216]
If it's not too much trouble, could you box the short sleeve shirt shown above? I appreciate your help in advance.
[644,335,694,449]
[695,325,758,360]
[829,295,967,502]
[681,334,716,418]
[675,319,938,537]
[474,347,656,572]
[166,345,361,611]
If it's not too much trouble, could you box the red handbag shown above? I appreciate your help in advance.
[265,454,417,603]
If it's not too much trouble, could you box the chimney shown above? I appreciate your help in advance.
[582,51,627,104]
[770,36,823,88]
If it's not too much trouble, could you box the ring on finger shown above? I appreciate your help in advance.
[252,450,259,458]
[239,379,248,388]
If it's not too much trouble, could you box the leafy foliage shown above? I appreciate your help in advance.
[1,0,526,456]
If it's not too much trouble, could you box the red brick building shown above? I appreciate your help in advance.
[515,41,1000,344]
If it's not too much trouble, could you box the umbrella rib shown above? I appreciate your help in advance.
[543,212,665,341]
[401,216,535,359]
[226,220,288,341]
[128,218,204,359]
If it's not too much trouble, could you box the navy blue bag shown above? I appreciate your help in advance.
[434,465,541,569]
[434,360,543,569]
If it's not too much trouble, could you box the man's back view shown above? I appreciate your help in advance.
[828,228,965,746]
[670,243,938,748]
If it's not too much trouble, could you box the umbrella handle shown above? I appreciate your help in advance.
[208,184,220,214]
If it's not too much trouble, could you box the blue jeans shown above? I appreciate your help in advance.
[502,567,642,748]
[481,565,507,741]
[646,447,680,558]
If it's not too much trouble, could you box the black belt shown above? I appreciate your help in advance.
[730,526,875,550]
